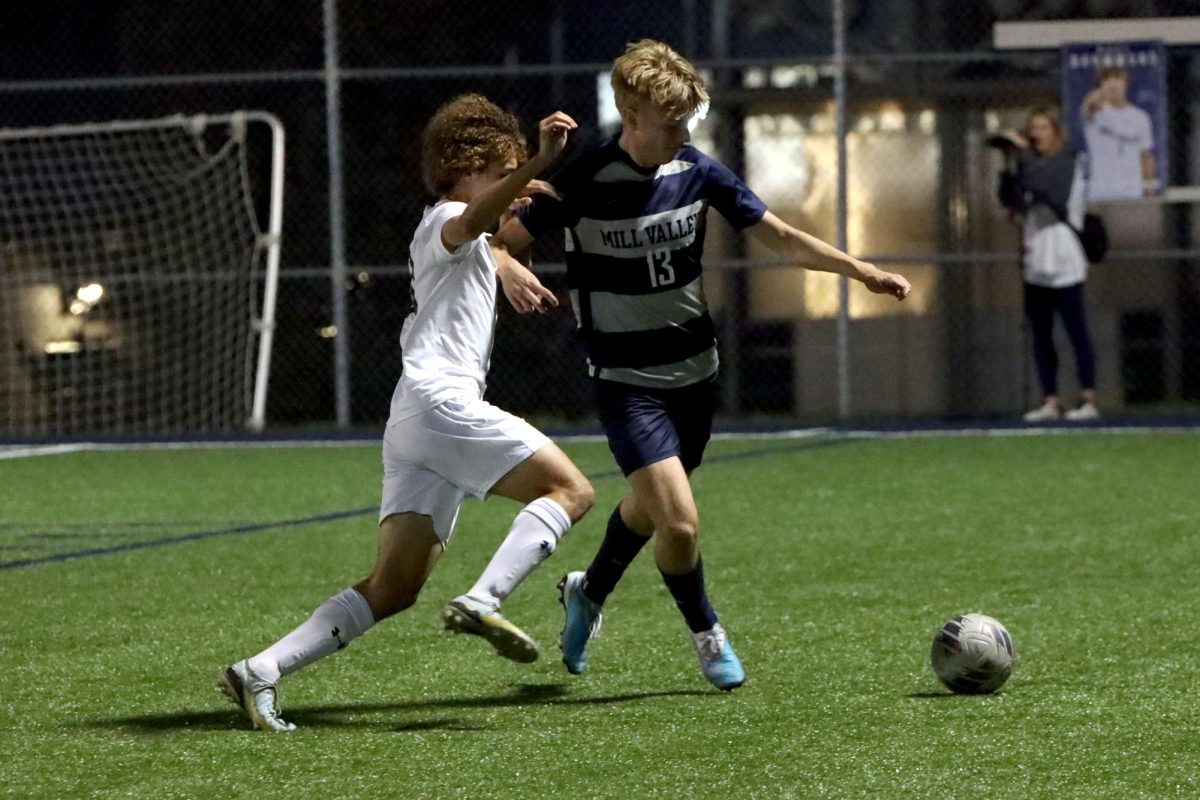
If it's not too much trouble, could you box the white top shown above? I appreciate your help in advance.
[389,201,499,422]
[1023,155,1088,288]
[1083,104,1153,200]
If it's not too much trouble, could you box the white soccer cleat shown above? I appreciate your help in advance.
[442,596,539,663]
[218,660,295,732]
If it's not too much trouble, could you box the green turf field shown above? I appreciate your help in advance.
[2,432,1197,799]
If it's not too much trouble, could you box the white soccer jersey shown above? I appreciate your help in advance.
[1084,104,1153,200]
[389,201,499,422]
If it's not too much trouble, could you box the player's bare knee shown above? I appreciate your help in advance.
[657,517,699,547]
[358,577,421,621]
[549,473,594,522]
[565,476,595,521]
[375,587,420,620]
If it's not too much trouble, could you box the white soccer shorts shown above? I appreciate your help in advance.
[379,396,550,543]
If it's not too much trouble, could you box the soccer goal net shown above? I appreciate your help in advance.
[0,112,284,438]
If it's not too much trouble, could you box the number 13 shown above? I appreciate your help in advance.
[646,249,675,288]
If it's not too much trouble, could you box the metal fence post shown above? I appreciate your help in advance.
[324,0,351,427]
[834,0,851,419]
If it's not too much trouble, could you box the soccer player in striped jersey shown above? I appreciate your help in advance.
[492,40,912,690]
[219,96,593,731]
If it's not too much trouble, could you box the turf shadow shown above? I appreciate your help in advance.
[84,683,712,734]
[903,691,992,699]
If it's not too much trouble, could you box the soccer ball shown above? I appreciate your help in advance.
[930,613,1015,694]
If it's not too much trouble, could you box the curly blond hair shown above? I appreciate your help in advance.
[421,94,528,196]
[611,39,709,120]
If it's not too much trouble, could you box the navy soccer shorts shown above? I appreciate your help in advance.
[592,376,718,476]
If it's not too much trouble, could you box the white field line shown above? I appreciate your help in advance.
[2,424,1196,461]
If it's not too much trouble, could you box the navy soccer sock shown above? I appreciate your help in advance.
[660,558,719,634]
[582,506,651,606]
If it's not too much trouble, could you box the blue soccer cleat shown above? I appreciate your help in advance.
[690,623,745,691]
[557,571,602,675]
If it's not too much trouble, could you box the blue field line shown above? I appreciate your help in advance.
[0,437,863,572]
[3,423,1197,570]
[4,422,1199,570]
[0,506,375,572]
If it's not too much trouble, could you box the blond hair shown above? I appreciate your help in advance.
[420,94,527,196]
[1026,106,1064,153]
[610,39,709,120]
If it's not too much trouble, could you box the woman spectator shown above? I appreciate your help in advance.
[998,107,1099,421]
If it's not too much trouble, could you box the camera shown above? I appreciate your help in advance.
[986,133,1021,151]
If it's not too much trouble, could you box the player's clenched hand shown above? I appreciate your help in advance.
[519,179,560,201]
[1082,88,1105,117]
[862,267,912,301]
[495,249,559,313]
[500,181,560,227]
[536,111,577,163]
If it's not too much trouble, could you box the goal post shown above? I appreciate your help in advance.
[0,111,284,437]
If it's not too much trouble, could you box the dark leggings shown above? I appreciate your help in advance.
[1024,282,1096,397]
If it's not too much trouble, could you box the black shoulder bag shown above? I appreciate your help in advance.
[1047,202,1109,265]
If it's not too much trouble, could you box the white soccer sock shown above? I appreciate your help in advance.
[466,497,572,608]
[246,587,375,685]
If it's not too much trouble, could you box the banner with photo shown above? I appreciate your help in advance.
[1061,40,1168,201]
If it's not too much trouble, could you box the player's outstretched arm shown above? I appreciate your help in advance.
[494,246,558,314]
[491,201,545,312]
[747,211,911,301]
[441,111,577,249]
[493,214,537,255]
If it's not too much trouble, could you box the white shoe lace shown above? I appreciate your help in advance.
[237,661,295,732]
[578,591,603,638]
[252,687,295,732]
[254,689,286,724]
[691,624,727,662]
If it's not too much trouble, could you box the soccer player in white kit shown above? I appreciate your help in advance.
[219,95,593,731]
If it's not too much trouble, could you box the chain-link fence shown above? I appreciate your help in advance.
[2,0,1198,436]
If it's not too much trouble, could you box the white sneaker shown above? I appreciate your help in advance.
[218,660,295,732]
[1064,401,1100,421]
[1022,401,1061,422]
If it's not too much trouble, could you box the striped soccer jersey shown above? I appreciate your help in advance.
[521,137,767,389]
